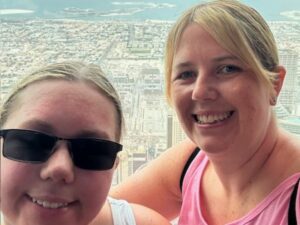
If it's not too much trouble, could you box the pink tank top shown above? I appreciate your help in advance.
[179,151,300,225]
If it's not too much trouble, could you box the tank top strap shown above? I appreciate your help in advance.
[108,197,136,225]
[288,178,300,225]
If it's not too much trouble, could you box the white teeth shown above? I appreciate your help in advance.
[196,112,232,124]
[31,197,68,209]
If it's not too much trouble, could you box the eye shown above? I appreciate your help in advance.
[218,65,242,75]
[176,70,197,80]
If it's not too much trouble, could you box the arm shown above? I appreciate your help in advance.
[110,138,197,220]
[132,203,171,225]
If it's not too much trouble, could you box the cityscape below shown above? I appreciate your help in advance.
[0,3,299,184]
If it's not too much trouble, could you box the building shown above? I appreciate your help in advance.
[167,111,186,148]
[278,49,299,114]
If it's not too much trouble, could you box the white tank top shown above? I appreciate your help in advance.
[108,197,137,225]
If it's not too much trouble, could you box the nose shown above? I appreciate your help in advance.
[191,72,218,101]
[40,141,75,184]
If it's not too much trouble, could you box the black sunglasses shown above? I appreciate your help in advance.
[0,129,122,171]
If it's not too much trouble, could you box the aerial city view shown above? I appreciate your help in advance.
[1,0,300,183]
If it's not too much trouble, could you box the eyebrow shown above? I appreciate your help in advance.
[21,120,55,133]
[172,61,193,70]
[213,55,239,62]
[173,55,240,70]
[76,130,111,140]
[21,119,110,139]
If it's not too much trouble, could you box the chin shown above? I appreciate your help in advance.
[195,139,224,153]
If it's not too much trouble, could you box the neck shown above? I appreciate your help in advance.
[205,117,280,194]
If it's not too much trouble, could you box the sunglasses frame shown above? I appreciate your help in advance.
[0,129,123,170]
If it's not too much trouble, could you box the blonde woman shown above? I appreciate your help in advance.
[111,1,300,224]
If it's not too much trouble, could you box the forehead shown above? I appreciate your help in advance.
[179,24,220,49]
[173,24,230,64]
[5,80,118,140]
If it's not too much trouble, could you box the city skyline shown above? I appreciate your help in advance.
[0,2,299,182]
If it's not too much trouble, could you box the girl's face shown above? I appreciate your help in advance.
[1,80,119,225]
[170,23,274,155]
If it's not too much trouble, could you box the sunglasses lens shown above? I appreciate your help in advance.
[72,139,122,170]
[1,129,122,171]
[2,130,54,163]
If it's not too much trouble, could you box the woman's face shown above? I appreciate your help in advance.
[171,23,273,155]
[1,80,118,225]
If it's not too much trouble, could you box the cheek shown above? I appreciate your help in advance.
[78,170,114,213]
[1,160,35,214]
[232,83,270,124]
[171,87,189,112]
[1,160,33,191]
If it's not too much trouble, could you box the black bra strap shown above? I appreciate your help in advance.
[288,178,300,225]
[180,147,200,192]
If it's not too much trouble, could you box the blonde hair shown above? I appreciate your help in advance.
[0,61,124,141]
[165,0,279,103]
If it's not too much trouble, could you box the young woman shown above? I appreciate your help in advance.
[111,1,300,224]
[0,61,170,225]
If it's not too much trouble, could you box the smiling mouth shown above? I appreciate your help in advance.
[193,111,234,124]
[29,196,70,209]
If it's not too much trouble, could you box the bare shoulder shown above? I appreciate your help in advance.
[153,138,198,192]
[110,138,197,219]
[290,133,300,165]
[131,203,171,225]
[282,131,300,153]
[280,130,300,170]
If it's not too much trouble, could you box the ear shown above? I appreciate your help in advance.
[273,65,286,97]
[0,137,3,152]
[114,156,119,169]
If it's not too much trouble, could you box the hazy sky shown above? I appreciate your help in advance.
[0,0,299,21]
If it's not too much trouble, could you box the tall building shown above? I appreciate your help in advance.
[167,114,173,148]
[0,78,2,103]
[278,49,299,114]
[167,111,186,148]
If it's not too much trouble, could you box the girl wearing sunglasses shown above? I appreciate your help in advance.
[0,61,170,225]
